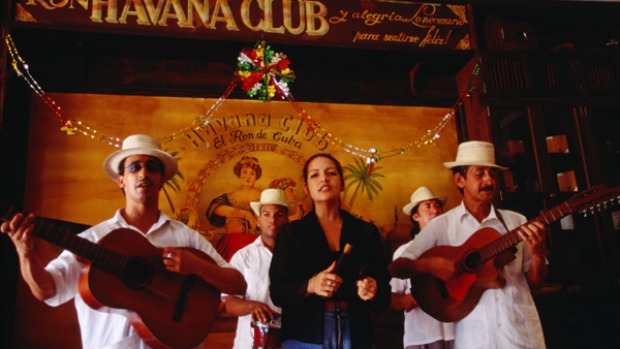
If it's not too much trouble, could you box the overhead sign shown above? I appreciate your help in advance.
[13,0,471,51]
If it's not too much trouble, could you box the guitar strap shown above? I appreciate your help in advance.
[494,206,518,255]
[493,206,509,232]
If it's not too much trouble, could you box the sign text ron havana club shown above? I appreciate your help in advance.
[18,0,470,50]
[23,0,331,35]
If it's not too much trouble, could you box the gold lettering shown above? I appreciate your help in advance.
[419,25,451,47]
[188,0,211,28]
[141,0,166,25]
[282,0,304,35]
[411,4,437,29]
[382,33,419,44]
[328,9,347,24]
[209,0,238,30]
[305,1,328,36]
[119,0,151,25]
[25,0,56,11]
[157,0,190,27]
[49,0,70,8]
[262,0,285,34]
[91,0,119,24]
[71,0,89,10]
[353,30,379,43]
[241,0,262,31]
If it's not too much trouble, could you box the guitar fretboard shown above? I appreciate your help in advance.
[33,218,127,275]
[478,185,619,263]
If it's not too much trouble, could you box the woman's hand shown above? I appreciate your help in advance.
[307,261,343,298]
[356,277,377,301]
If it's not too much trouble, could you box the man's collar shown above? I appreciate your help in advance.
[457,201,497,223]
[113,209,170,232]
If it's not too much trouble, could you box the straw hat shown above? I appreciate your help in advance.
[250,189,290,216]
[443,140,508,170]
[103,134,178,181]
[402,187,447,215]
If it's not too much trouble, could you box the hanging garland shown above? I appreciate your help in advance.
[5,34,123,147]
[4,34,480,160]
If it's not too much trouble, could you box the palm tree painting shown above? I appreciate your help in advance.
[343,156,384,210]
[162,149,184,213]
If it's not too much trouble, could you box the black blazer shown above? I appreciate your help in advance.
[269,210,391,346]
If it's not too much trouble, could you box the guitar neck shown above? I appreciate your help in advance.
[479,201,574,263]
[480,184,620,262]
[33,218,126,274]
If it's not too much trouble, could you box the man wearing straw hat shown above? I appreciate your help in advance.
[222,188,289,349]
[390,141,547,349]
[391,187,455,349]
[1,134,247,349]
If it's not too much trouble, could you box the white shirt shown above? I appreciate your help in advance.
[391,242,455,347]
[44,210,230,349]
[399,202,546,349]
[225,236,281,349]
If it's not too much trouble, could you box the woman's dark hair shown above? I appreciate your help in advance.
[233,156,262,180]
[302,153,344,185]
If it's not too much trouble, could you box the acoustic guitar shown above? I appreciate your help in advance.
[410,184,620,322]
[3,212,220,349]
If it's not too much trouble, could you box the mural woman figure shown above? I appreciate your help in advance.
[206,156,262,234]
[269,177,309,221]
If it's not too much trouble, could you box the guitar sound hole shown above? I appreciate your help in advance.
[462,250,481,273]
[122,257,153,289]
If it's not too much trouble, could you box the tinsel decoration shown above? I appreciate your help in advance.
[235,40,295,101]
[5,34,482,163]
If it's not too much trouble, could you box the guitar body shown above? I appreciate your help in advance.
[77,228,220,349]
[410,227,512,322]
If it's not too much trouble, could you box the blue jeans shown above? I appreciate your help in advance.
[282,308,374,349]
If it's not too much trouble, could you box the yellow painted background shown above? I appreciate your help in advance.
[25,93,460,244]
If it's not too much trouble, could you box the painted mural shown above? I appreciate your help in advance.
[24,93,460,252]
